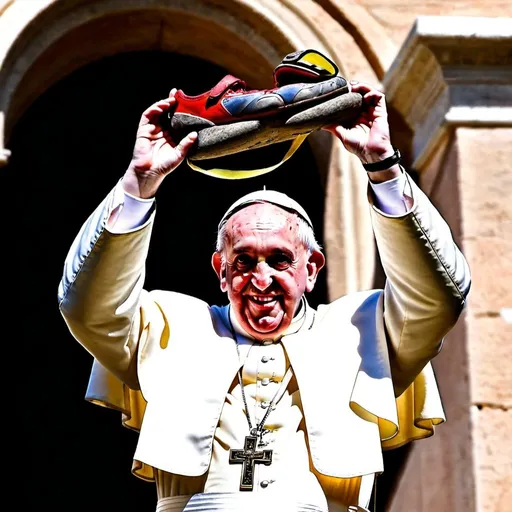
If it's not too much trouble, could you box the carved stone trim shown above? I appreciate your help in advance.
[383,16,512,171]
[315,0,397,79]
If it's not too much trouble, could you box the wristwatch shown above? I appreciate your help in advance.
[362,148,401,172]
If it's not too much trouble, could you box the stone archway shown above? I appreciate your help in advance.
[1,0,392,298]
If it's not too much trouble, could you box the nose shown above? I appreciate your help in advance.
[251,261,274,291]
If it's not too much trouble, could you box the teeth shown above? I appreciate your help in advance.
[251,296,275,304]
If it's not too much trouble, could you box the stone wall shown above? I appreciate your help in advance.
[384,17,512,512]
[357,0,512,47]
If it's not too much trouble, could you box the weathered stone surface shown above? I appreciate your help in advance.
[467,315,512,407]
[472,407,512,511]
[453,128,512,318]
[456,128,512,234]
[383,17,512,169]
[463,237,512,314]
[386,18,512,512]
[388,405,476,512]
[324,147,376,298]
[358,1,512,48]
[389,316,476,512]
[420,136,463,242]
[315,0,397,79]
[266,0,379,83]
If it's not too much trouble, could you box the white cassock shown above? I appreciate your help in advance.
[59,172,470,511]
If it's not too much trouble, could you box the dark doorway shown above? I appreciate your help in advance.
[13,51,328,511]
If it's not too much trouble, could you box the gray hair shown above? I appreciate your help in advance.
[215,212,322,254]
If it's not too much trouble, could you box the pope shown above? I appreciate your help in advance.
[58,80,471,512]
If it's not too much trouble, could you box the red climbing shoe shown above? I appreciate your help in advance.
[170,73,349,133]
[165,49,363,163]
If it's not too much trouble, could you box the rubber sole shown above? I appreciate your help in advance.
[175,91,363,161]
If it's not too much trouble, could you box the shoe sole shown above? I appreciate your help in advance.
[180,91,363,161]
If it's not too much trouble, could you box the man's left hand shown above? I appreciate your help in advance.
[325,81,401,182]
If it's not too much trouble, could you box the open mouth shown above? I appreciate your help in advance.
[248,295,279,308]
[245,294,285,334]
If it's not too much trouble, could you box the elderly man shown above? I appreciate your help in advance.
[58,81,470,512]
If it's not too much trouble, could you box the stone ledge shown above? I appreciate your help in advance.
[382,16,512,170]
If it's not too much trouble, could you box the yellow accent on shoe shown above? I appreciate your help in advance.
[186,134,308,180]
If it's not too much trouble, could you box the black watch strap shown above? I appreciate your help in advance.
[362,148,401,172]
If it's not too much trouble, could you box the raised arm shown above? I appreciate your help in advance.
[58,91,197,388]
[326,81,471,396]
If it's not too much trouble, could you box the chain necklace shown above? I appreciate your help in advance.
[227,311,293,491]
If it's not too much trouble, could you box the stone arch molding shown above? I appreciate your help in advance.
[0,0,381,296]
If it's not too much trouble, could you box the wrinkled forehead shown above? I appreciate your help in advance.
[227,202,301,236]
[219,190,314,231]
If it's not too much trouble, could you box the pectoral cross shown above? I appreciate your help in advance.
[229,435,273,491]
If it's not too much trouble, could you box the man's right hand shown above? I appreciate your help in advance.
[122,89,198,199]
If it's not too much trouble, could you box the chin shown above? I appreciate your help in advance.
[247,320,290,340]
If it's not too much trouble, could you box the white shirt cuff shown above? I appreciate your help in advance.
[108,182,155,233]
[369,173,410,215]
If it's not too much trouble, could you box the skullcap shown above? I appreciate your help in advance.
[218,189,314,230]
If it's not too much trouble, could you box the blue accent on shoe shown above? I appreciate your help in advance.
[221,78,345,117]
[275,83,304,102]
[222,93,265,115]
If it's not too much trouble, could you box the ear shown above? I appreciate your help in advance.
[305,250,325,293]
[211,252,227,292]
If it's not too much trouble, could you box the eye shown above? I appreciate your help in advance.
[234,254,255,272]
[267,253,293,270]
